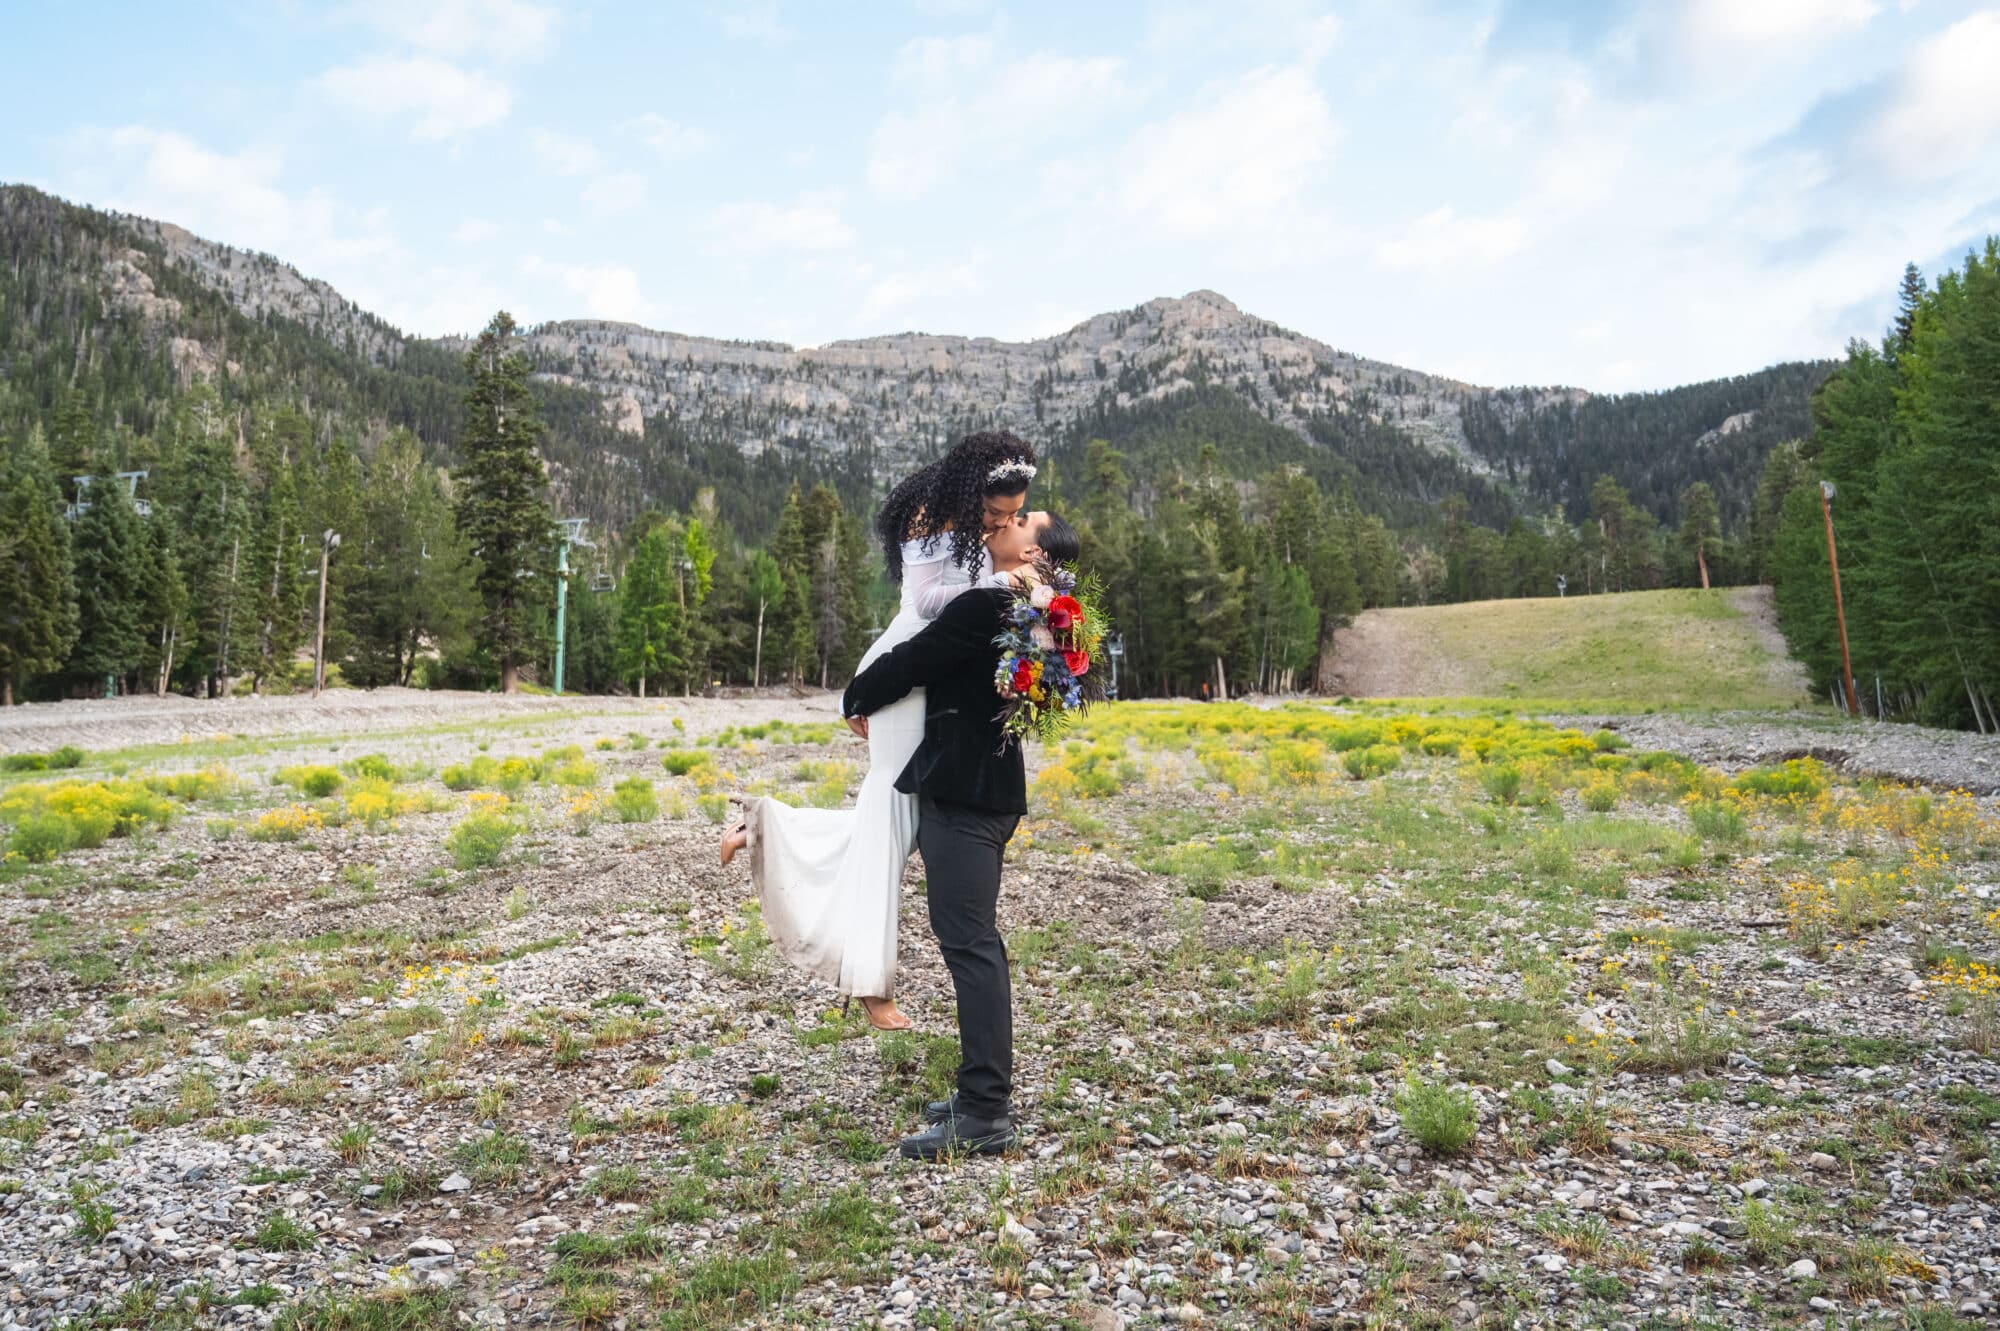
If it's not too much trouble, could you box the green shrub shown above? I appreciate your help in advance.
[1398,1073,1477,1155]
[662,750,713,777]
[448,811,519,870]
[1265,740,1326,786]
[49,746,86,770]
[696,793,730,824]
[1730,758,1828,800]
[549,759,599,789]
[611,777,659,823]
[344,754,395,782]
[277,765,343,798]
[0,754,48,772]
[441,757,497,791]
[8,815,78,864]
[1687,798,1747,843]
[1480,764,1523,804]
[1342,744,1401,780]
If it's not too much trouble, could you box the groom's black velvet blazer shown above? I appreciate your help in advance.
[841,586,1025,816]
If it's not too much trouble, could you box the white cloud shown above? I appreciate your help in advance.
[624,113,712,159]
[59,126,399,272]
[522,255,658,321]
[1681,0,1878,49]
[451,217,499,243]
[1118,66,1339,236]
[867,38,1128,200]
[1859,10,2000,182]
[581,171,647,217]
[717,1,794,42]
[1375,206,1530,271]
[340,0,557,61]
[315,55,513,140]
[705,192,855,254]
[388,267,510,337]
[855,260,984,330]
[530,128,601,175]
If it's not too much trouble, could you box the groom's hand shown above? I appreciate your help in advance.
[846,715,869,739]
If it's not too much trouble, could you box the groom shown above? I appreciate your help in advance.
[840,511,1072,1160]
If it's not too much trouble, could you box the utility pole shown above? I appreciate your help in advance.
[552,519,591,696]
[1106,631,1124,701]
[313,529,340,697]
[1819,481,1858,717]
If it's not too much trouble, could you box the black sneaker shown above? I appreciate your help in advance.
[897,1113,1016,1161]
[923,1092,1013,1125]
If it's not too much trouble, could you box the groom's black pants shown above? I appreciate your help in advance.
[916,796,1020,1121]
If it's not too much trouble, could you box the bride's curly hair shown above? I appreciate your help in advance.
[876,430,1038,583]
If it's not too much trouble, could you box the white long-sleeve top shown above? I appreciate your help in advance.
[899,535,1015,619]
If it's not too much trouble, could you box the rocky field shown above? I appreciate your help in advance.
[1,694,1997,1331]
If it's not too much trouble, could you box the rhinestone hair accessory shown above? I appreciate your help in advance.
[987,458,1037,485]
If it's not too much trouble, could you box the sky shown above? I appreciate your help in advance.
[4,0,1999,393]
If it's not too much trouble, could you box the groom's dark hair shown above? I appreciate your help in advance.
[1036,512,1080,567]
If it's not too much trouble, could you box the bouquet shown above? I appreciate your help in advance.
[993,559,1111,746]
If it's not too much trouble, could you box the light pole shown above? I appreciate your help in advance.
[1106,631,1125,701]
[1555,573,1567,599]
[313,529,340,697]
[1819,481,1859,717]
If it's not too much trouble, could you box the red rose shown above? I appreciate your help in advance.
[1010,663,1035,693]
[1048,596,1083,628]
[1063,649,1090,676]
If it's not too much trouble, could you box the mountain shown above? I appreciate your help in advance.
[0,183,1832,542]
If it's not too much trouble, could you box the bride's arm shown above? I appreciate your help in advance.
[903,543,997,618]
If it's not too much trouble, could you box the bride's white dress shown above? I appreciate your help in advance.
[747,535,1011,997]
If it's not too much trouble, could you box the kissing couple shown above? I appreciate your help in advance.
[719,429,1079,1160]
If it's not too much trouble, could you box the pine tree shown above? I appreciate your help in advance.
[676,516,717,694]
[252,460,307,690]
[313,436,365,670]
[615,523,682,697]
[746,549,783,688]
[138,517,188,697]
[454,313,555,692]
[767,486,815,685]
[1184,520,1246,700]
[49,388,97,500]
[1892,262,1926,352]
[69,466,149,692]
[0,426,79,704]
[1678,481,1722,589]
[158,386,254,696]
[351,430,474,686]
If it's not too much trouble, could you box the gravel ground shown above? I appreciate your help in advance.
[1542,710,2000,798]
[0,687,841,757]
[0,698,1996,1329]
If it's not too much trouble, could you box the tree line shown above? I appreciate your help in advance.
[0,314,878,704]
[1761,245,1999,731]
[3,310,1794,708]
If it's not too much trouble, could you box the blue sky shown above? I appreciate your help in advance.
[5,0,1999,391]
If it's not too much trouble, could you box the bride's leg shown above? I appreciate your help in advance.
[858,995,913,1031]
[718,821,749,866]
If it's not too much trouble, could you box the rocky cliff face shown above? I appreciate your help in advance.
[507,289,1502,469]
[121,215,409,369]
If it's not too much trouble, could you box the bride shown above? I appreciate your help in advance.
[719,431,1052,1030]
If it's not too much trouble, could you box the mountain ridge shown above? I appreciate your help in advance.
[0,181,1832,538]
